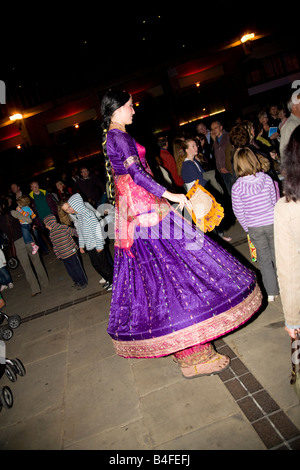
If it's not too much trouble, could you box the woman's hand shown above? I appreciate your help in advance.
[80,247,85,254]
[285,326,300,339]
[162,191,193,211]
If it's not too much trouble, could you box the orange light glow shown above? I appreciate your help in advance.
[241,33,255,43]
[9,113,23,121]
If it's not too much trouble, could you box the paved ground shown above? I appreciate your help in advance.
[0,220,299,451]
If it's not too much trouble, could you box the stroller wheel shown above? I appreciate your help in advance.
[7,257,19,270]
[0,386,13,409]
[5,364,17,382]
[8,315,21,329]
[12,358,26,377]
[0,326,13,341]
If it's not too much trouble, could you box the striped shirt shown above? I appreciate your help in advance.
[16,205,36,224]
[44,215,78,259]
[231,172,277,232]
[67,193,104,251]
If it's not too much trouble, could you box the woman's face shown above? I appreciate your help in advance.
[186,140,198,159]
[259,113,268,124]
[113,97,135,126]
[62,202,75,214]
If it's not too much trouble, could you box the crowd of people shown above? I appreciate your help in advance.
[153,94,300,342]
[0,89,299,380]
[0,165,112,297]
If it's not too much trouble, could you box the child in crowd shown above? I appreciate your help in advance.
[61,194,113,291]
[16,196,39,254]
[44,214,88,290]
[0,247,13,291]
[231,147,279,302]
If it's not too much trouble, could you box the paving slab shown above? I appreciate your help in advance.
[0,221,299,451]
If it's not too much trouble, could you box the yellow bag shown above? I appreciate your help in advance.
[247,234,257,262]
[186,181,224,233]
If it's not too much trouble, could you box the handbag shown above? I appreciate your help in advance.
[185,180,224,233]
[247,234,257,262]
[290,330,300,401]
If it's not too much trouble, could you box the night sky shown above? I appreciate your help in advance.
[1,4,287,102]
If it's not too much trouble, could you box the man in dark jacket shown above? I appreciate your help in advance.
[211,121,234,196]
[29,180,58,253]
[75,167,105,208]
[0,206,48,296]
[29,181,58,227]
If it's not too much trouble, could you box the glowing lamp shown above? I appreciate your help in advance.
[9,113,23,121]
[241,33,255,43]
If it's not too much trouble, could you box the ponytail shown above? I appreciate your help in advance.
[100,90,131,206]
[101,123,116,206]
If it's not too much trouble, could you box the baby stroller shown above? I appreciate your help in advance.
[0,230,19,270]
[0,358,26,411]
[0,311,21,341]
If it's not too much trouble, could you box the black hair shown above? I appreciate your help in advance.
[282,125,300,202]
[100,90,131,205]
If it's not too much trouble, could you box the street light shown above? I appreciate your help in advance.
[9,113,23,121]
[241,33,255,43]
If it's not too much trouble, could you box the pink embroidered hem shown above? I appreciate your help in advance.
[111,283,262,358]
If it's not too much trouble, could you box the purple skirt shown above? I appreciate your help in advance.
[108,211,262,358]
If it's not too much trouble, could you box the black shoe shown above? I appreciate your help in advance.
[105,282,112,292]
[76,284,87,290]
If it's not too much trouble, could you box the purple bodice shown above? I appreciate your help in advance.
[106,129,165,198]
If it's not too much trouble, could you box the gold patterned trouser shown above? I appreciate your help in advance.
[174,342,215,367]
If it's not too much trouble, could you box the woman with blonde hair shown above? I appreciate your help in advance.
[177,139,207,191]
[232,147,279,302]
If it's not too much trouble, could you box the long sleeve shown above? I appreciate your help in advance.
[75,218,85,249]
[0,249,6,267]
[274,198,300,329]
[231,174,276,232]
[231,187,248,232]
[95,223,105,250]
[11,210,32,224]
[107,130,166,198]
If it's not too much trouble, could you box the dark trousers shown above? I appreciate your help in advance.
[62,253,88,286]
[0,266,12,285]
[87,248,113,283]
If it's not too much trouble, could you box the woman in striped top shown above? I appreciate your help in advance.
[44,214,87,290]
[232,147,279,302]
